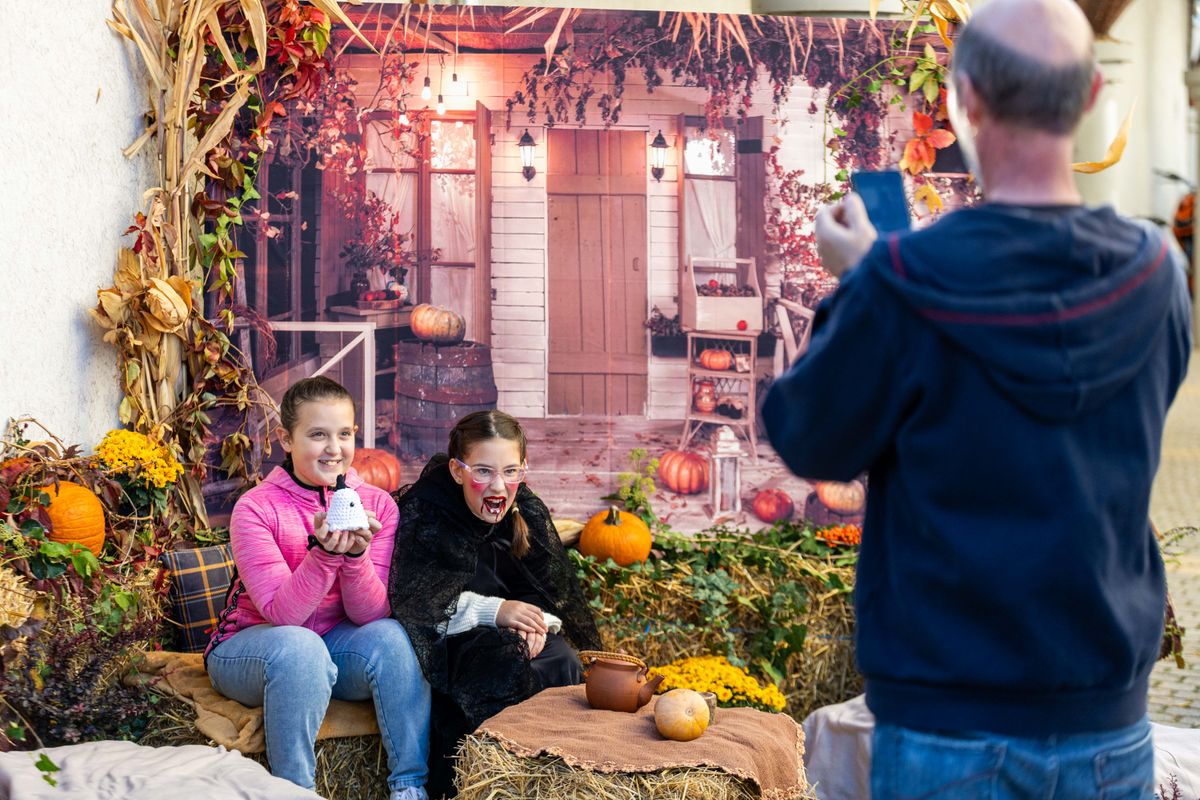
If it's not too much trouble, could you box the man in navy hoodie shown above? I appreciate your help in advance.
[762,0,1192,795]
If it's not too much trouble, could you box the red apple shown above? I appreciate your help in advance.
[737,320,748,331]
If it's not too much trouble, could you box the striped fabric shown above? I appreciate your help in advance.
[159,545,235,653]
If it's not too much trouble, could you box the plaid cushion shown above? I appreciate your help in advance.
[159,544,235,653]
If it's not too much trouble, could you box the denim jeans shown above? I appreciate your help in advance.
[871,716,1154,800]
[207,619,431,792]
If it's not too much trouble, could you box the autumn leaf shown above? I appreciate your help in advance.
[900,112,957,175]
[1072,101,1135,174]
[914,182,944,214]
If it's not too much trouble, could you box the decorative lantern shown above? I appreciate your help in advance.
[708,425,742,519]
[650,129,669,182]
[519,129,537,181]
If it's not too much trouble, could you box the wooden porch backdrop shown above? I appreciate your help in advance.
[546,129,648,415]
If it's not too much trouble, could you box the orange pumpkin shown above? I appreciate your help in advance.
[658,451,709,495]
[44,481,105,557]
[579,506,653,567]
[697,348,733,371]
[352,448,403,493]
[814,480,866,513]
[410,303,466,345]
[752,488,794,524]
[655,688,710,742]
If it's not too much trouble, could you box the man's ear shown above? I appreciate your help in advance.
[955,74,984,126]
[1085,65,1103,113]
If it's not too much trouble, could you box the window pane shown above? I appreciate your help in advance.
[684,126,736,177]
[685,179,737,259]
[430,120,476,170]
[366,172,417,243]
[431,173,476,263]
[364,119,419,170]
[431,266,475,342]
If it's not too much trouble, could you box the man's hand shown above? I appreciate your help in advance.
[815,193,878,278]
[497,600,548,634]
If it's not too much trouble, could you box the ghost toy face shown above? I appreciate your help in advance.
[450,437,526,524]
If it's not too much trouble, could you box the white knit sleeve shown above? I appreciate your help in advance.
[542,610,563,634]
[439,591,504,636]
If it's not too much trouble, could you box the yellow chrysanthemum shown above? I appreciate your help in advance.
[95,429,183,489]
[650,655,786,712]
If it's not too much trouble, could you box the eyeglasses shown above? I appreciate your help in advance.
[451,458,528,483]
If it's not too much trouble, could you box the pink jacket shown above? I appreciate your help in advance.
[206,466,398,656]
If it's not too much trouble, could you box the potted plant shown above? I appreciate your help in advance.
[645,306,686,357]
[338,194,419,306]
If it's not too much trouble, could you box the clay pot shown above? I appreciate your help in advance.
[584,658,666,713]
[693,380,717,414]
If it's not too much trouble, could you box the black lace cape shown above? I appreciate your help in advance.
[388,455,602,729]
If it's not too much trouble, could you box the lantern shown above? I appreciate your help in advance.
[708,425,742,519]
[519,129,537,181]
[650,129,669,182]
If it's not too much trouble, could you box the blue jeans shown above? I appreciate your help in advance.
[870,717,1154,800]
[207,619,431,792]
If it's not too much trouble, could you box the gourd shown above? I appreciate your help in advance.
[814,480,866,513]
[578,506,653,567]
[351,448,403,493]
[752,488,794,524]
[657,451,709,495]
[410,303,466,345]
[44,481,106,557]
[697,349,733,371]
[654,688,710,742]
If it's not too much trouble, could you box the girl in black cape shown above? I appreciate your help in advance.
[388,410,602,798]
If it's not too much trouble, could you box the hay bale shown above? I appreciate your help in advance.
[141,699,389,800]
[456,733,814,800]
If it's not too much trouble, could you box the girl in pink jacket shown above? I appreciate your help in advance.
[206,376,430,800]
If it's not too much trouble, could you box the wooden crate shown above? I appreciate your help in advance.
[680,256,763,334]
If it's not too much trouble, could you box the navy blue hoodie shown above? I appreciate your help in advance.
[762,204,1192,736]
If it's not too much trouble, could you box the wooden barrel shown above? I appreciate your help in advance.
[393,341,498,458]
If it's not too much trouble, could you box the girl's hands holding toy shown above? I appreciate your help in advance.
[312,511,358,555]
[345,510,380,556]
[497,600,548,634]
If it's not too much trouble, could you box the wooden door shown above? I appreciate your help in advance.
[547,130,648,415]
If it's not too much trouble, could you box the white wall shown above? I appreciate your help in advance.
[1076,0,1192,220]
[0,0,153,448]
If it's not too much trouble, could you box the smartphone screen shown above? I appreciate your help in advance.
[850,170,911,235]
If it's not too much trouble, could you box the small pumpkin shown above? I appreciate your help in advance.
[658,450,709,495]
[579,506,652,567]
[44,481,106,557]
[814,480,866,514]
[410,303,466,345]
[352,448,403,493]
[752,488,794,524]
[697,348,733,371]
[654,688,710,742]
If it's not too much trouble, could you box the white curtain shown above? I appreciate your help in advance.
[431,173,475,263]
[685,179,737,259]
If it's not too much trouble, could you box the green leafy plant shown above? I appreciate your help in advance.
[603,448,659,526]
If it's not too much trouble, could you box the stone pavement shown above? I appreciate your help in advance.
[1149,350,1200,727]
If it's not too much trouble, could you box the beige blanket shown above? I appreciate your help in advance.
[475,685,809,800]
[130,651,378,753]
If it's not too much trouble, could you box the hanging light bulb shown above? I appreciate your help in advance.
[436,94,446,116]
[421,76,432,101]
[398,105,410,126]
[450,72,460,91]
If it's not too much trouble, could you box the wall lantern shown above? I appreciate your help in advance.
[650,129,669,182]
[518,129,537,182]
[708,425,743,519]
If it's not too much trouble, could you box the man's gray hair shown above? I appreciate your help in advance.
[951,24,1095,134]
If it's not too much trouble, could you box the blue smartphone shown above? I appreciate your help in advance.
[850,170,911,234]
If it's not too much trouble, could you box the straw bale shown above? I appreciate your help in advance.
[455,733,819,800]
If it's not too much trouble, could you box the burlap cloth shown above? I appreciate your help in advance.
[128,651,378,753]
[474,685,808,800]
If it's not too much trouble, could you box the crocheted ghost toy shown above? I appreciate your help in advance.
[325,474,369,532]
